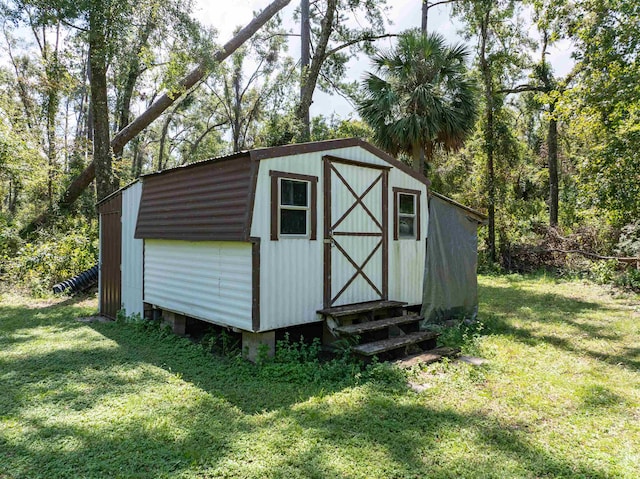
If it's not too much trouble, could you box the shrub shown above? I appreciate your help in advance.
[615,221,640,257]
[255,333,370,385]
[589,259,618,285]
[615,268,640,293]
[4,222,98,296]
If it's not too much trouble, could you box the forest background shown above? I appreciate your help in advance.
[1,0,639,295]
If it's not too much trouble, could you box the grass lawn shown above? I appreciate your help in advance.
[1,275,639,478]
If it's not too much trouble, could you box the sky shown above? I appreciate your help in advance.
[194,0,575,119]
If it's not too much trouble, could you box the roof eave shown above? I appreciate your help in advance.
[430,191,488,224]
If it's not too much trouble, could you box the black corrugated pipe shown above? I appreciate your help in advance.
[53,264,99,294]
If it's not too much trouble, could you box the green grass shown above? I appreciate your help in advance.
[1,275,639,478]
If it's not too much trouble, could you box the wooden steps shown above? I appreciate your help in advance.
[352,331,439,357]
[333,314,422,335]
[393,347,461,368]
[317,300,406,318]
[320,300,451,363]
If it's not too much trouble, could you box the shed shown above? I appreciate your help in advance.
[98,180,143,320]
[98,138,483,357]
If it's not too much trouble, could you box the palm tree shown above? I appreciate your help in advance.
[357,30,478,173]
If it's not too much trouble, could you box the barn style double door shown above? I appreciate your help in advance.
[323,156,389,308]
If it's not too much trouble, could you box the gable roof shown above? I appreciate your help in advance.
[141,138,430,186]
[249,138,430,186]
[134,139,438,242]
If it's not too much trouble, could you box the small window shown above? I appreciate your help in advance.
[279,179,309,236]
[393,187,421,241]
[270,171,318,241]
[398,193,416,239]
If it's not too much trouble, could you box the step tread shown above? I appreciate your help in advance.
[334,315,423,335]
[352,331,439,356]
[393,347,461,368]
[317,300,407,317]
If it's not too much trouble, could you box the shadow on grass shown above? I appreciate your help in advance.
[256,391,614,478]
[0,294,97,337]
[478,282,640,370]
[1,349,616,478]
[0,393,249,479]
[0,291,628,478]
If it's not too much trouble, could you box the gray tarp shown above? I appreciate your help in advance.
[421,195,480,324]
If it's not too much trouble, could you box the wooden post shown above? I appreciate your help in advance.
[163,311,187,335]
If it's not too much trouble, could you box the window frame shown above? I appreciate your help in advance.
[270,170,318,240]
[279,178,310,237]
[393,187,421,241]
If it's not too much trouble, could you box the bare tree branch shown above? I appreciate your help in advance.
[497,84,548,95]
[323,33,398,59]
[537,248,640,265]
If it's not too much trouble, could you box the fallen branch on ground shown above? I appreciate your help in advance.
[537,248,640,267]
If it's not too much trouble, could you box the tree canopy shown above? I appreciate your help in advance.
[1,0,640,292]
[357,30,477,172]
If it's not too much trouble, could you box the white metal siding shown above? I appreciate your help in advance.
[251,145,429,329]
[388,168,428,304]
[144,240,252,330]
[251,152,325,330]
[121,182,143,317]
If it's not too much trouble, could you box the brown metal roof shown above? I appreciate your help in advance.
[139,151,249,179]
[135,153,253,241]
[139,138,430,185]
[133,139,441,242]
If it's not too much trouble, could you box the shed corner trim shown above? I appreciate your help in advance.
[250,236,261,332]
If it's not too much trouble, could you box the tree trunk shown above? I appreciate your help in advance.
[411,143,426,173]
[89,7,117,202]
[75,48,91,143]
[131,137,142,177]
[297,0,337,141]
[20,0,291,235]
[548,100,559,226]
[158,106,178,170]
[421,1,429,33]
[232,62,243,152]
[485,102,496,263]
[46,87,58,209]
[300,0,310,135]
[480,10,496,263]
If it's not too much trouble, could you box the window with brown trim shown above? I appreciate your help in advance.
[270,170,317,240]
[393,187,421,240]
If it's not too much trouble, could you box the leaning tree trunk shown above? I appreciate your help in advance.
[20,0,291,235]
